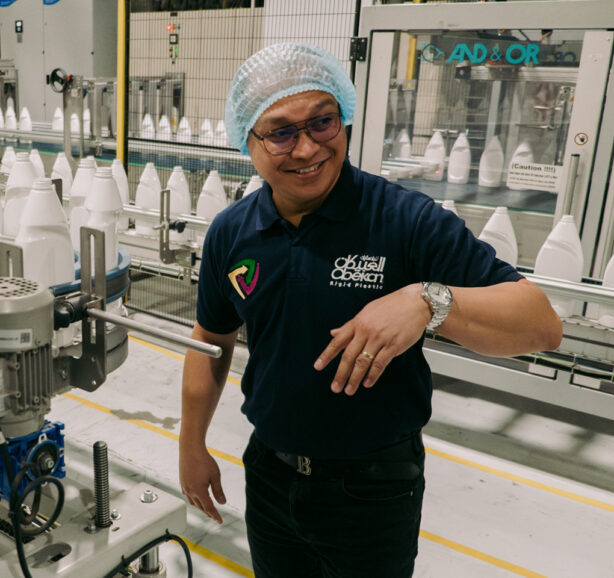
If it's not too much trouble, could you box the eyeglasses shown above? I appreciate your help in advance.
[250,112,342,155]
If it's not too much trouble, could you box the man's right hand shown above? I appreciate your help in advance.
[179,443,227,524]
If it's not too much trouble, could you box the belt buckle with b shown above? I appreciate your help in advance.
[297,456,311,475]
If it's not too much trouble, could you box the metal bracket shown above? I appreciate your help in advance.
[158,189,194,267]
[0,241,24,278]
[350,37,368,62]
[70,227,107,392]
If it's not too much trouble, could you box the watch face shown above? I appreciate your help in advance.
[428,282,452,306]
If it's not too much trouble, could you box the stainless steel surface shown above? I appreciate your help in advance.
[86,308,222,358]
[140,547,160,574]
[122,205,211,234]
[525,272,614,306]
[561,154,580,216]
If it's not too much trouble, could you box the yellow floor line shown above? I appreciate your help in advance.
[61,392,243,467]
[426,446,614,514]
[419,530,546,577]
[128,334,242,386]
[183,537,254,577]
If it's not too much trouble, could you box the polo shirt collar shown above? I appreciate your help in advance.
[256,157,357,231]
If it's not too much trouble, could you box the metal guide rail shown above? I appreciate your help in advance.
[425,273,614,419]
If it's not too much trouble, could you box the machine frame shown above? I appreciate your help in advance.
[350,0,614,419]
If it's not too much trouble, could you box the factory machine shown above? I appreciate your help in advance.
[0,229,221,577]
[350,0,614,419]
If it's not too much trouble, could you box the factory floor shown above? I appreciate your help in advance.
[48,312,614,578]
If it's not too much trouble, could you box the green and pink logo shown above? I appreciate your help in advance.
[228,259,260,300]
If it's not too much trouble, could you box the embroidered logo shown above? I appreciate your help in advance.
[228,259,260,300]
[329,254,386,291]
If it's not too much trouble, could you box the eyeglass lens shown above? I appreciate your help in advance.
[264,113,341,154]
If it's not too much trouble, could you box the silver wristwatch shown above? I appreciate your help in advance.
[421,282,453,331]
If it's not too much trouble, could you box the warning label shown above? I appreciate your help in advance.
[506,162,561,193]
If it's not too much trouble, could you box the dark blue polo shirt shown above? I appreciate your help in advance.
[197,158,522,458]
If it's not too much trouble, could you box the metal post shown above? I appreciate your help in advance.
[139,547,160,574]
[93,441,112,528]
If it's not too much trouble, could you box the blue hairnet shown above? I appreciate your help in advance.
[225,42,357,155]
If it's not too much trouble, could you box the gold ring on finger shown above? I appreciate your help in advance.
[361,351,375,361]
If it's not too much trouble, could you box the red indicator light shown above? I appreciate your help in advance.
[167,24,172,31]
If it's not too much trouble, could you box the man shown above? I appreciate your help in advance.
[180,43,562,577]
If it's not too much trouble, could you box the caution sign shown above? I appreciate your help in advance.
[506,162,561,193]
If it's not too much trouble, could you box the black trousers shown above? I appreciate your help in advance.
[243,432,425,578]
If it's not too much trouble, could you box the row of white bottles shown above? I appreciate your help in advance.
[139,114,229,146]
[390,130,535,189]
[0,106,33,131]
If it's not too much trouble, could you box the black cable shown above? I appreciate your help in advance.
[102,529,193,578]
[5,461,65,578]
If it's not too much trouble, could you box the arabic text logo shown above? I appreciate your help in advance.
[228,259,260,300]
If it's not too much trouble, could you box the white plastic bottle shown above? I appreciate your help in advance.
[176,117,192,143]
[423,131,446,181]
[134,162,162,236]
[19,107,32,132]
[242,175,263,197]
[157,115,172,140]
[68,157,97,249]
[478,206,518,267]
[166,166,192,243]
[199,119,215,145]
[68,157,97,212]
[478,135,504,188]
[596,254,614,327]
[14,178,74,287]
[70,113,80,134]
[84,167,123,270]
[51,152,74,198]
[196,170,227,242]
[447,133,471,184]
[30,149,46,178]
[83,108,91,136]
[534,215,584,318]
[140,113,155,139]
[5,106,17,130]
[52,107,64,131]
[111,158,130,231]
[392,128,411,159]
[214,120,229,147]
[1,145,17,175]
[507,142,535,191]
[3,152,37,237]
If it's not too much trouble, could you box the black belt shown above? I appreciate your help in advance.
[272,432,424,480]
